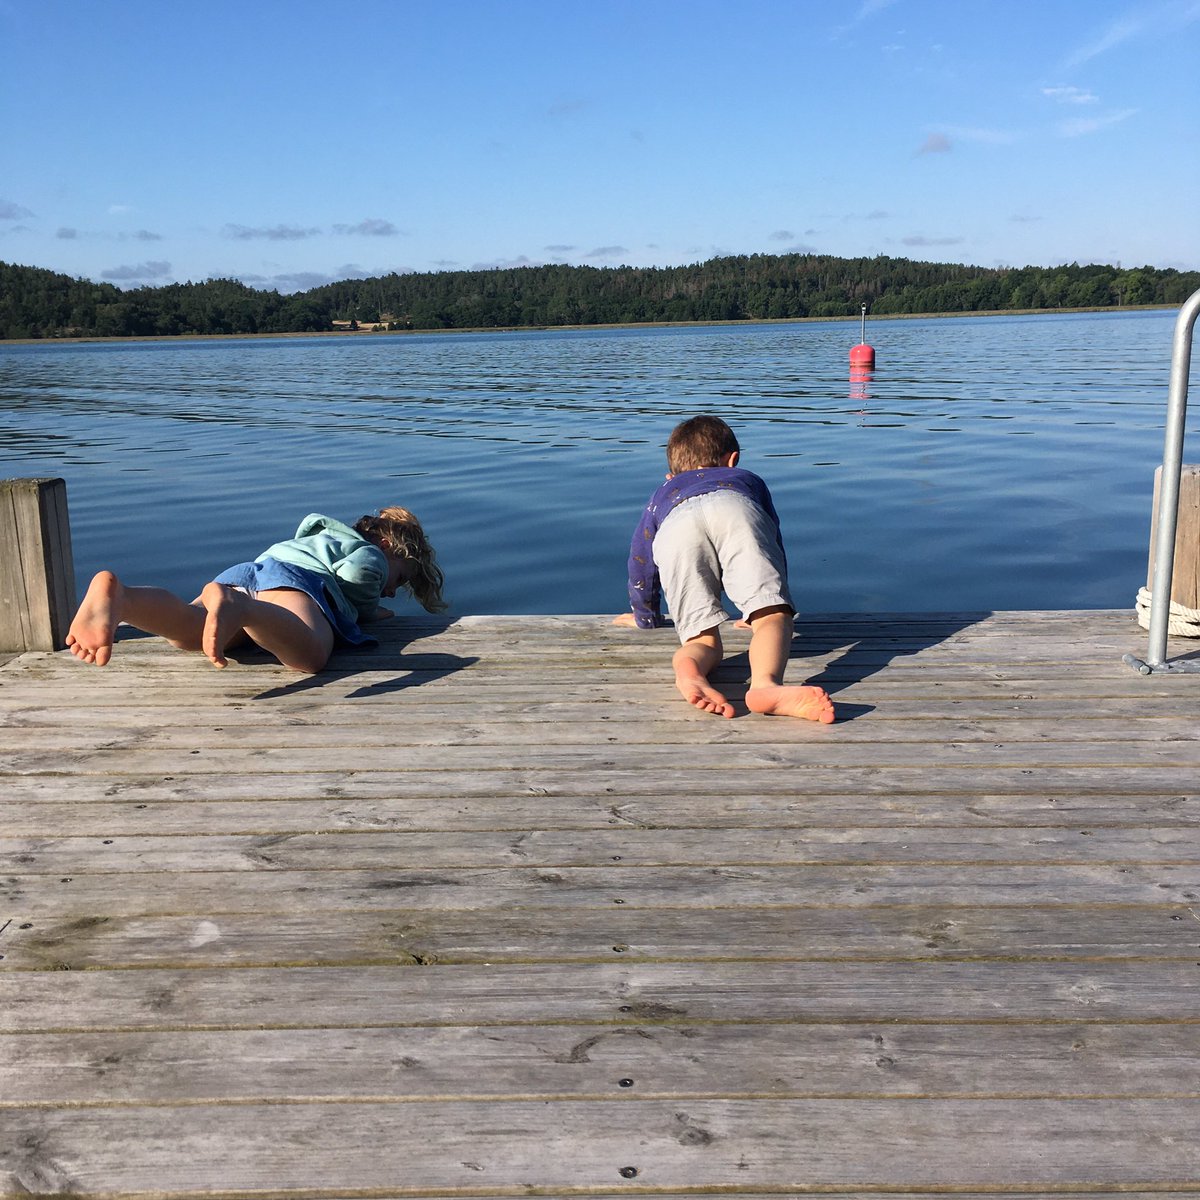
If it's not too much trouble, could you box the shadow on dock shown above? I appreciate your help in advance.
[718,612,991,721]
[225,618,479,701]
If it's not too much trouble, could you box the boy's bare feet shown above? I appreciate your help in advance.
[675,660,735,718]
[65,571,123,666]
[200,582,243,668]
[746,683,836,723]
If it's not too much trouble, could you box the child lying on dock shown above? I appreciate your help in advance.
[614,415,834,723]
[65,507,444,674]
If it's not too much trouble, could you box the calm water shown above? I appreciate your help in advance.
[0,312,1188,616]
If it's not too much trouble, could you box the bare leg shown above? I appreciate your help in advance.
[744,606,835,723]
[673,627,735,719]
[200,584,334,673]
[66,571,206,666]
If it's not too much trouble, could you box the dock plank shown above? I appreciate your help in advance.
[5,1100,1200,1193]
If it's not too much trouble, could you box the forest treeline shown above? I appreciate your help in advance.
[2,254,1197,340]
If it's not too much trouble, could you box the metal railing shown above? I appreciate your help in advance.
[1124,286,1200,674]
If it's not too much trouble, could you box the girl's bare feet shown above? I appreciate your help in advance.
[65,571,123,666]
[745,683,835,723]
[199,582,243,668]
[675,660,735,718]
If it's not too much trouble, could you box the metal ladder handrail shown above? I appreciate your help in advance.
[1124,286,1200,674]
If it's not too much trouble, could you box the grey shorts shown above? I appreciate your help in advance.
[652,489,794,643]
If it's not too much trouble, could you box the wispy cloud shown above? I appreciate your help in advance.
[1063,0,1200,68]
[544,243,576,253]
[852,0,899,25]
[831,0,900,40]
[1058,107,1138,136]
[769,230,796,241]
[239,269,341,293]
[102,260,172,282]
[1043,85,1100,105]
[943,125,1018,145]
[223,223,321,241]
[902,235,964,247]
[917,133,952,154]
[586,245,629,259]
[56,226,163,243]
[1064,15,1143,67]
[332,218,400,237]
[1,199,34,220]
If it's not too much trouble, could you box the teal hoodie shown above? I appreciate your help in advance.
[258,513,387,623]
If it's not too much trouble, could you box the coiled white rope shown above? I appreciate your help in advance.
[1136,586,1200,636]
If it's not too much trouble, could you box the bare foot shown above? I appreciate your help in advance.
[200,582,244,669]
[675,661,735,718]
[65,571,124,666]
[746,683,836,723]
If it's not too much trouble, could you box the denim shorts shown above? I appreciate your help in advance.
[212,557,375,646]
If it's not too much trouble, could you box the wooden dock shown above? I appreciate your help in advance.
[3,610,1200,1197]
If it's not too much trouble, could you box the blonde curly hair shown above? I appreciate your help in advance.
[355,506,446,613]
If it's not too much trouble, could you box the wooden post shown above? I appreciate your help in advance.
[1,477,77,653]
[1147,464,1200,609]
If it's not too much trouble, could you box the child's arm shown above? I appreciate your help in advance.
[623,506,666,628]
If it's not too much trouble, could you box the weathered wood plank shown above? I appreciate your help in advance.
[0,477,76,653]
[4,738,1199,775]
[4,715,1199,748]
[6,642,1170,672]
[1,695,1195,721]
[5,904,1196,970]
[6,961,1198,1033]
[8,825,1200,874]
[5,790,1198,837]
[3,1099,1200,1193]
[7,1022,1200,1105]
[7,863,1200,918]
[3,767,1197,807]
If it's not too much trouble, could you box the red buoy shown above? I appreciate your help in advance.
[849,342,876,368]
[849,303,876,368]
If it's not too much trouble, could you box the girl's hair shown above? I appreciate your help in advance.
[666,414,740,475]
[355,506,447,613]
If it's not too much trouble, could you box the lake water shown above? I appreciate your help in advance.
[0,311,1189,617]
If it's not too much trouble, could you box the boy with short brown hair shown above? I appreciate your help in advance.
[614,415,834,722]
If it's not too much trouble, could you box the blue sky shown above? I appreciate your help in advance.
[2,0,1198,293]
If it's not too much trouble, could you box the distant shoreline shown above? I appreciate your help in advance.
[0,303,1175,348]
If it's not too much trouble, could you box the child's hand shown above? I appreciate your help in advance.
[611,612,638,627]
[367,605,395,623]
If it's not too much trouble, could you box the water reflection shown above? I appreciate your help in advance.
[849,366,873,404]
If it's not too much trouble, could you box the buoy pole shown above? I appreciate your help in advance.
[849,302,876,368]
